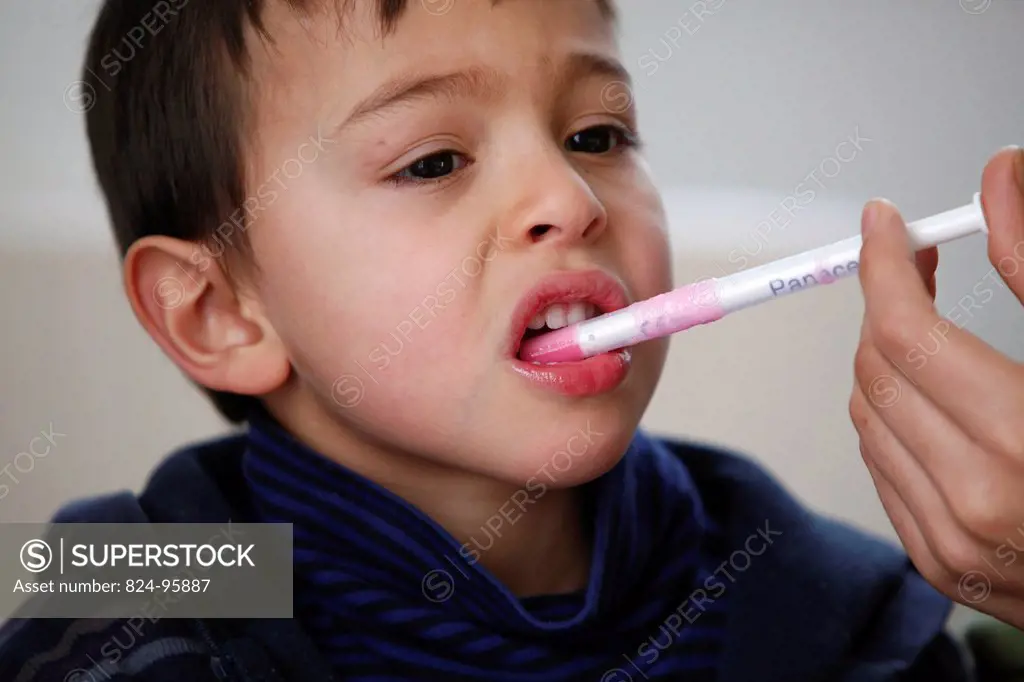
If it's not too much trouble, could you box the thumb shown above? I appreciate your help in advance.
[980,146,1024,306]
[859,198,935,320]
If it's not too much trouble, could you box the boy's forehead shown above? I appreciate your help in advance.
[253,0,614,49]
[248,0,620,132]
[251,0,616,77]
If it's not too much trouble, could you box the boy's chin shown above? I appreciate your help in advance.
[501,427,637,491]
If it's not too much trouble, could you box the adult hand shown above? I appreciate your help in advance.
[850,146,1024,630]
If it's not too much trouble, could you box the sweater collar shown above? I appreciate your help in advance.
[241,409,726,681]
[242,409,709,636]
[112,430,954,681]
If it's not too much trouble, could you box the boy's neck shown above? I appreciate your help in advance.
[264,397,591,597]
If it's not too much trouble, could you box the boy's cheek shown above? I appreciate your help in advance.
[322,339,487,456]
[314,290,476,398]
[360,310,462,374]
[603,175,673,297]
[622,226,673,301]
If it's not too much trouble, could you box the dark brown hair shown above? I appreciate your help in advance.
[82,0,614,423]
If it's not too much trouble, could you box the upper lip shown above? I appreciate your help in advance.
[508,269,631,359]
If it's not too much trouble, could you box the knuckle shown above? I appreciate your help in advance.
[912,554,957,594]
[948,478,1009,541]
[853,344,876,385]
[849,394,870,434]
[857,440,876,469]
[871,313,918,356]
[932,535,979,577]
[987,423,1024,463]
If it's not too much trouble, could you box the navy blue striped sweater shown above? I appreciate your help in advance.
[243,408,728,680]
[0,429,969,681]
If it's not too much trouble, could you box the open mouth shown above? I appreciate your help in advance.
[519,302,601,352]
[509,270,629,362]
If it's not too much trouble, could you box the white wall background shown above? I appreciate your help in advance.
[2,0,1023,628]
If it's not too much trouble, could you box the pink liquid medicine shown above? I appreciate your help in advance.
[520,281,724,363]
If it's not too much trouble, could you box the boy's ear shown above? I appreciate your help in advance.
[123,236,291,396]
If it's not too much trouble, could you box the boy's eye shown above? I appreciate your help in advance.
[393,151,469,183]
[565,125,638,155]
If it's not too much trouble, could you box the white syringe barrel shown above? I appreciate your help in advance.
[715,193,988,313]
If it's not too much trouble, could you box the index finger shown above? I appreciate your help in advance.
[859,200,1024,453]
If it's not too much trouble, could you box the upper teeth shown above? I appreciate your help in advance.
[528,302,599,330]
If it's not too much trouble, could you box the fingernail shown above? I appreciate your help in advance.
[863,199,884,235]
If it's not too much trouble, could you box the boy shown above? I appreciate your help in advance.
[8,0,1021,679]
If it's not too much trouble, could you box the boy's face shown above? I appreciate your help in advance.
[246,0,672,485]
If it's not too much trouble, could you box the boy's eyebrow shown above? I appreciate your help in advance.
[552,52,632,99]
[338,66,507,132]
[333,52,632,134]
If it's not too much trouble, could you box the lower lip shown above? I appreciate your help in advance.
[509,349,631,396]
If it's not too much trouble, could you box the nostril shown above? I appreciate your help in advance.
[529,224,553,241]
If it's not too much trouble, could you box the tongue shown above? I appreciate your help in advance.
[519,324,585,363]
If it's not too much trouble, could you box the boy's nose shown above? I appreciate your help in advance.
[506,161,608,249]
